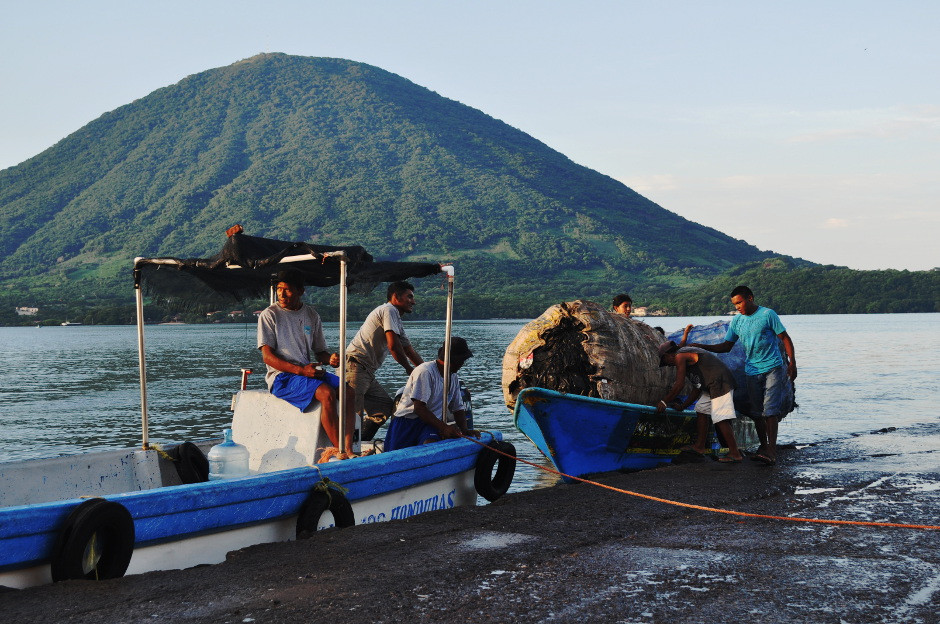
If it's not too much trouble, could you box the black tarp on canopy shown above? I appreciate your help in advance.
[133,231,442,308]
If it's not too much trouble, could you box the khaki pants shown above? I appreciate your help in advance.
[346,360,394,440]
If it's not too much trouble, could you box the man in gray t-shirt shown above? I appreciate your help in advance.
[345,281,424,440]
[257,269,356,457]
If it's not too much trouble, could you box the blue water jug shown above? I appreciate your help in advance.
[207,429,250,480]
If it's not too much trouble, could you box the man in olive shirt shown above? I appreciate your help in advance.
[346,281,424,440]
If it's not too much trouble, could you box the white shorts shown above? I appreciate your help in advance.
[695,391,736,424]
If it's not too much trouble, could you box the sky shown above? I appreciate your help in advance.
[1,1,937,271]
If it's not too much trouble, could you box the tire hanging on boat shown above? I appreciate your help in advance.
[502,300,681,410]
[168,442,209,484]
[295,485,355,538]
[50,498,135,582]
[474,440,516,502]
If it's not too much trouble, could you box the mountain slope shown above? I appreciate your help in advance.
[0,53,779,305]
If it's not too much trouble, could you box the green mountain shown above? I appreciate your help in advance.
[0,53,783,318]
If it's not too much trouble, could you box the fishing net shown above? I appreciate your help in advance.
[502,300,682,410]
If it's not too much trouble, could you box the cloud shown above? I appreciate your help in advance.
[786,106,940,144]
[620,174,680,193]
[609,171,939,270]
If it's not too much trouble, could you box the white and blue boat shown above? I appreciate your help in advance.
[0,230,515,589]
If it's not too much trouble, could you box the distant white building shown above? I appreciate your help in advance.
[15,307,38,316]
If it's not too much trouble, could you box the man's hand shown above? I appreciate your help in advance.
[438,423,464,440]
[787,360,798,381]
[328,352,340,368]
[300,363,325,378]
[655,399,667,414]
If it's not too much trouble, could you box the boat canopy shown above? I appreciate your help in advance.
[131,227,446,453]
[133,228,442,306]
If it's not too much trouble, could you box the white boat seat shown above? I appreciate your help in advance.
[231,390,327,472]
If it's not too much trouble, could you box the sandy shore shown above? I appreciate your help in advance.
[4,422,939,623]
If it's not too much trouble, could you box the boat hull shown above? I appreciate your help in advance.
[513,387,756,482]
[0,433,494,589]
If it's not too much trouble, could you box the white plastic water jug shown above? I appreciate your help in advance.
[207,428,250,480]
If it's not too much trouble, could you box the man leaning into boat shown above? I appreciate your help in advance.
[384,337,480,451]
[656,330,744,463]
[257,268,358,458]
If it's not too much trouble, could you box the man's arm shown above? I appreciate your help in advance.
[687,340,735,354]
[779,331,797,380]
[676,387,703,411]
[656,354,694,412]
[314,350,341,368]
[403,342,424,367]
[260,345,324,379]
[385,331,421,374]
[410,399,462,440]
[452,409,479,437]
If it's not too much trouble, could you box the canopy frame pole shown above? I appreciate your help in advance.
[338,255,348,454]
[440,265,455,425]
[134,260,150,450]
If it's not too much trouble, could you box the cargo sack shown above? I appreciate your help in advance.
[502,300,681,411]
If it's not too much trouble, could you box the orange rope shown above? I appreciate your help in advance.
[467,434,940,531]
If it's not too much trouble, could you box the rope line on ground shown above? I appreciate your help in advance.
[465,434,940,531]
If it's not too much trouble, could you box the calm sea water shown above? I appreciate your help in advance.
[1,314,937,493]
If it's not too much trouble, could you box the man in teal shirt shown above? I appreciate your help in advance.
[686,285,797,465]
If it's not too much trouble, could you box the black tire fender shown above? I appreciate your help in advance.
[295,486,355,538]
[51,498,135,582]
[474,440,516,502]
[169,442,209,484]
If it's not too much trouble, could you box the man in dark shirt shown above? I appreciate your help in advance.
[656,330,744,462]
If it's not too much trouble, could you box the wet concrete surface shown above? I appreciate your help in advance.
[3,422,939,623]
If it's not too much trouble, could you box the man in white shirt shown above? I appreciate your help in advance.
[384,337,480,451]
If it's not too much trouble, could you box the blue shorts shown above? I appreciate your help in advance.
[384,416,440,452]
[271,371,340,411]
[746,365,792,419]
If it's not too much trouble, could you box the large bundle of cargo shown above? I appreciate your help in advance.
[501,300,680,411]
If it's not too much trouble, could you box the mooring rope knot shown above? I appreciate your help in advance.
[312,477,350,502]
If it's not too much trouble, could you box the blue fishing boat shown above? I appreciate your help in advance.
[513,387,708,481]
[0,230,515,589]
[514,387,759,482]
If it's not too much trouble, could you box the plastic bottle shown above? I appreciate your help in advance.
[207,429,250,480]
